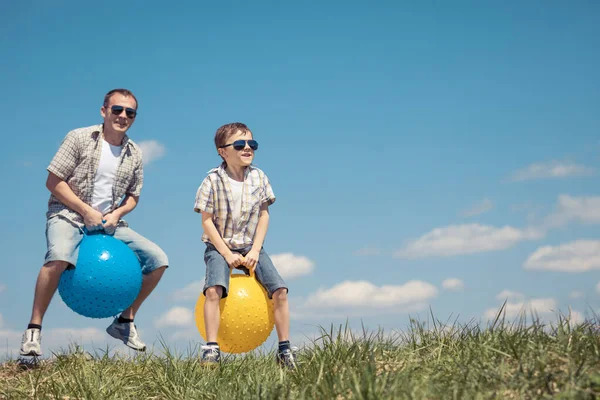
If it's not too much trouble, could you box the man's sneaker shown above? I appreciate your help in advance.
[20,328,42,357]
[200,345,220,366]
[106,318,146,351]
[277,348,298,370]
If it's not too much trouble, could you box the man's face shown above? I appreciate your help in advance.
[100,94,138,134]
[218,130,256,168]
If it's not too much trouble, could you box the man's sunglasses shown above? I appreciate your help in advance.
[109,105,137,119]
[219,140,259,151]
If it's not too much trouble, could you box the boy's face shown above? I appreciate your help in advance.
[219,130,256,168]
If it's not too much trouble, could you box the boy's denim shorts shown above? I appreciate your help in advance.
[44,216,169,274]
[203,243,287,299]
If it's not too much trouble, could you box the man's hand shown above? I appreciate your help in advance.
[102,212,120,235]
[224,253,245,269]
[83,208,105,232]
[243,248,260,274]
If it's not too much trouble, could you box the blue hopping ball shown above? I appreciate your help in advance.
[58,232,142,319]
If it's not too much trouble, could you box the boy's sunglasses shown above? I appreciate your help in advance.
[220,139,258,151]
[110,105,137,119]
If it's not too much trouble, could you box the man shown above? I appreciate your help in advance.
[20,89,168,356]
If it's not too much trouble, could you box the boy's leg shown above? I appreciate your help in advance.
[22,217,83,356]
[253,248,297,369]
[253,248,290,341]
[201,244,230,364]
[107,226,168,351]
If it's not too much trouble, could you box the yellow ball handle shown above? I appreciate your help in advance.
[231,257,256,278]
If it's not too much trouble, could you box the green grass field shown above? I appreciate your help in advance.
[2,310,600,399]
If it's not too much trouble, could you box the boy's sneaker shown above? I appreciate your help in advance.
[20,328,42,357]
[106,318,146,351]
[277,347,298,370]
[200,345,221,366]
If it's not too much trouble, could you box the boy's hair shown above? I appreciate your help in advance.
[215,122,253,163]
[103,88,138,109]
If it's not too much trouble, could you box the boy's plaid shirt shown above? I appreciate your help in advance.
[194,164,276,249]
[46,124,144,226]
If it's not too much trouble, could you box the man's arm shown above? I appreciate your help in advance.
[201,211,244,268]
[46,172,103,229]
[102,195,139,234]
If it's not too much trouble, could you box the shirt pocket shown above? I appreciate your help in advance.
[114,173,133,198]
[248,184,263,211]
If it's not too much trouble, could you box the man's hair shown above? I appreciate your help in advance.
[103,88,138,109]
[214,122,253,164]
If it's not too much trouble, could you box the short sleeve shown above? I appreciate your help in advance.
[47,130,80,180]
[194,176,214,214]
[127,160,144,197]
[261,173,276,206]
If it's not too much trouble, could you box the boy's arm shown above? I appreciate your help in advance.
[251,203,270,252]
[201,211,244,268]
[244,203,270,271]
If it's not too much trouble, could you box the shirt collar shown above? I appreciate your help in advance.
[92,124,131,148]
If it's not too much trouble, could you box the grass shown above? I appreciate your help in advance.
[2,308,600,399]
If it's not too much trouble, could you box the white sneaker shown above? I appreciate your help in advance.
[106,318,146,351]
[20,328,42,357]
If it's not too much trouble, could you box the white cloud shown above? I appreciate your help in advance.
[544,195,600,228]
[49,328,105,345]
[138,140,166,165]
[442,278,464,291]
[496,290,525,301]
[524,240,600,272]
[484,298,557,320]
[596,282,600,294]
[567,310,585,326]
[510,161,595,182]
[570,291,585,299]
[395,223,543,259]
[302,280,437,313]
[352,247,382,256]
[461,198,494,217]
[0,283,5,294]
[172,280,204,301]
[154,307,194,329]
[0,313,4,329]
[271,253,315,279]
[171,328,200,341]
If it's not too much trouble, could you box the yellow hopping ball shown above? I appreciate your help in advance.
[194,271,275,354]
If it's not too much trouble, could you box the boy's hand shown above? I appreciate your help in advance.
[102,212,120,235]
[243,249,260,274]
[225,253,245,269]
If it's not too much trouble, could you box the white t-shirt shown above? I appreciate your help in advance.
[92,139,122,215]
[228,177,243,227]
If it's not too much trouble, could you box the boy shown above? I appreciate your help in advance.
[193,122,297,369]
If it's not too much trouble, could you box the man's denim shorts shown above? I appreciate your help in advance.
[203,243,287,299]
[45,216,169,274]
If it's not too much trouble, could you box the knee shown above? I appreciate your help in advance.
[272,288,288,303]
[42,260,69,275]
[205,286,223,302]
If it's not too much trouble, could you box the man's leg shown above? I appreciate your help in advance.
[119,266,167,320]
[107,226,169,351]
[21,217,82,357]
[29,261,70,325]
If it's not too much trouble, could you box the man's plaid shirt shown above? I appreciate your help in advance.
[46,124,144,226]
[194,164,276,249]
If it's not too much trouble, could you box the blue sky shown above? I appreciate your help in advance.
[1,1,599,358]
